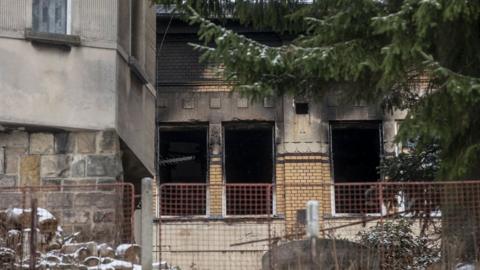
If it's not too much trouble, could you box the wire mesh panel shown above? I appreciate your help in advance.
[226,184,273,216]
[159,184,207,216]
[333,183,381,214]
[156,181,480,269]
[157,183,276,270]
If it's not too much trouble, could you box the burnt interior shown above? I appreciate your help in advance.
[224,125,273,183]
[331,123,381,183]
[159,128,208,183]
[331,122,382,213]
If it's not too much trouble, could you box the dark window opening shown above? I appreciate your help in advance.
[32,0,67,34]
[224,126,273,183]
[224,124,274,215]
[295,103,309,115]
[158,127,208,216]
[159,128,208,183]
[331,122,382,214]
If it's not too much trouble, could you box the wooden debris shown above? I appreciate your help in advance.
[0,247,15,264]
[74,246,91,262]
[98,243,115,258]
[115,244,141,264]
[0,207,174,270]
[61,241,97,256]
[83,256,101,266]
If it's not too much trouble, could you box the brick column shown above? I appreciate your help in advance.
[208,124,223,217]
[281,153,332,235]
[209,156,223,216]
[275,156,286,216]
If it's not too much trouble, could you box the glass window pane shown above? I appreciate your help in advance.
[32,0,67,34]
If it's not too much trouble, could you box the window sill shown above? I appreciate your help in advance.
[154,215,285,223]
[25,29,81,47]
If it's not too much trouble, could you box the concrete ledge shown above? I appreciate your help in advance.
[25,28,81,47]
[154,215,285,223]
[128,56,149,85]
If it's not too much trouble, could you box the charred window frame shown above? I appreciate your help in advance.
[329,121,383,215]
[32,0,71,35]
[223,122,275,216]
[158,125,209,216]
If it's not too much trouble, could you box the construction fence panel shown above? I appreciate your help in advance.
[155,183,277,270]
[156,181,480,270]
[0,183,135,270]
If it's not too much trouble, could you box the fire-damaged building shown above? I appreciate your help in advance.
[155,9,406,269]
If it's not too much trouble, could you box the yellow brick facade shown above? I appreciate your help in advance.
[202,152,333,228]
[209,156,223,216]
[275,153,332,234]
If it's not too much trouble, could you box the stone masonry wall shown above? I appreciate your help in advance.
[0,129,127,244]
[0,129,122,187]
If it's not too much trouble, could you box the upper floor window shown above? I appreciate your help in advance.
[32,0,68,34]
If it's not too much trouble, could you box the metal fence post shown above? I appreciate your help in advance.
[267,185,273,270]
[29,198,37,270]
[141,177,153,270]
[307,200,319,270]
[306,200,319,238]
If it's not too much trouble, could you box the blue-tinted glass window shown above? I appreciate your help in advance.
[32,0,67,34]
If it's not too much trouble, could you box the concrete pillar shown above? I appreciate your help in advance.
[141,177,153,270]
[306,200,319,238]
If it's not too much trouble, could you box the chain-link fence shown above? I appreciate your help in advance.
[155,181,480,269]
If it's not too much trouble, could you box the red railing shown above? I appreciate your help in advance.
[159,183,208,216]
[158,183,273,216]
[225,184,273,216]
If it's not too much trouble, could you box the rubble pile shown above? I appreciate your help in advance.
[0,208,172,270]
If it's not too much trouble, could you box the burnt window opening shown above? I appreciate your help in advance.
[158,127,208,216]
[295,103,309,115]
[224,124,274,215]
[224,126,274,183]
[159,128,208,183]
[331,122,382,214]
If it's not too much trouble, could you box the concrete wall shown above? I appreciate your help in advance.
[116,0,156,174]
[0,0,31,39]
[116,56,156,174]
[0,0,118,48]
[154,220,285,270]
[74,0,118,48]
[0,0,119,129]
[0,38,117,130]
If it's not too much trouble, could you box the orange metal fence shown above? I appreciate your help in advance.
[156,181,480,269]
[0,183,135,270]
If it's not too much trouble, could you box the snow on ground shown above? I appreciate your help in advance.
[456,263,476,270]
[6,207,56,223]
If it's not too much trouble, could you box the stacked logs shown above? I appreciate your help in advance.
[0,208,170,270]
